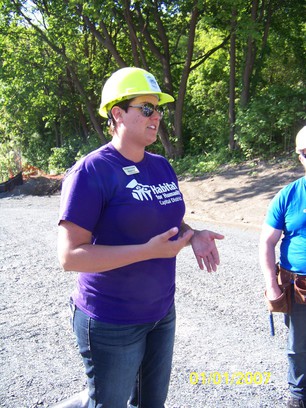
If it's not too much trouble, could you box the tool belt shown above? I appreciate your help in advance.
[265,264,306,313]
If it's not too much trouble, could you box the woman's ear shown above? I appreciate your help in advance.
[111,106,123,123]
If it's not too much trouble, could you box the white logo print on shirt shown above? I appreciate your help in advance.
[126,179,153,201]
[126,179,183,206]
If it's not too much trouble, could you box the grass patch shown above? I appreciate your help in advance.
[169,149,298,179]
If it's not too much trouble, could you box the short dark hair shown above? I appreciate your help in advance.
[107,99,132,133]
[108,99,130,119]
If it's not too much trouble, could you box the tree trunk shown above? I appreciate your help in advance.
[66,65,108,145]
[174,4,199,158]
[54,120,62,147]
[251,0,273,96]
[240,0,259,108]
[229,7,237,150]
[78,107,90,143]
[158,117,179,158]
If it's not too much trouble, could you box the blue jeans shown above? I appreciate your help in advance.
[285,286,306,400]
[71,303,176,408]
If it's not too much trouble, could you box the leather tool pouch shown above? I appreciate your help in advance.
[265,264,291,314]
[294,277,306,304]
[265,290,289,313]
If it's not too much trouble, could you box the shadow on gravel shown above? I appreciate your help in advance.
[183,160,303,205]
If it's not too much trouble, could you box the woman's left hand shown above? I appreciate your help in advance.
[190,229,224,272]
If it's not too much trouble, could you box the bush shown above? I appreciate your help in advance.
[48,146,76,174]
[235,86,306,158]
[74,134,102,161]
[22,132,53,172]
[48,134,102,174]
[170,148,243,178]
[0,142,22,183]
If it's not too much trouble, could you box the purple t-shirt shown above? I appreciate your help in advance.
[59,143,186,324]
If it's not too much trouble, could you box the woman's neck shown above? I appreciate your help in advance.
[111,138,145,163]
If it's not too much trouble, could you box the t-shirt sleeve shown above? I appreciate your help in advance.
[265,189,286,231]
[58,165,103,232]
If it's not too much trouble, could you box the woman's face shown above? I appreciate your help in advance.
[117,94,163,148]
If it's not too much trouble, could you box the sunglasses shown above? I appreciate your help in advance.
[128,103,164,118]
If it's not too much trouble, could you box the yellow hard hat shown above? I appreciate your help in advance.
[295,126,306,153]
[99,67,174,118]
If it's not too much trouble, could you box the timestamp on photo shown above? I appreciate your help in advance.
[189,371,271,386]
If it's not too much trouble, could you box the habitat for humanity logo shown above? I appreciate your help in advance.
[126,179,182,205]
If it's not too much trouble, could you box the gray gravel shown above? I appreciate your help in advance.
[0,193,289,408]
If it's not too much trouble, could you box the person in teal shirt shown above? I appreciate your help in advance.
[260,126,306,408]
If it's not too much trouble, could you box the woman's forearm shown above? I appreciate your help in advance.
[58,223,193,273]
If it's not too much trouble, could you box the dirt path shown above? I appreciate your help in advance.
[179,159,303,230]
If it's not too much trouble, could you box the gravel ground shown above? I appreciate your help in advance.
[0,190,290,408]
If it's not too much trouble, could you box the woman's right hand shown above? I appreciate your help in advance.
[146,227,194,259]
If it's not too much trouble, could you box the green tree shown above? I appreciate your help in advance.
[182,0,305,157]
[0,0,108,168]
[235,0,306,155]
[1,0,231,160]
[0,0,305,172]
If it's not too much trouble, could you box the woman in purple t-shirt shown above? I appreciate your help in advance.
[57,67,224,408]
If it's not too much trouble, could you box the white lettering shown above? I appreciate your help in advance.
[150,182,177,195]
[159,199,172,205]
[163,191,181,199]
[171,196,183,203]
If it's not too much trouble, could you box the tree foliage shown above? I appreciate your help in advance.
[0,0,305,176]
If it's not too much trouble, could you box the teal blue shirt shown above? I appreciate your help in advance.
[265,176,306,274]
